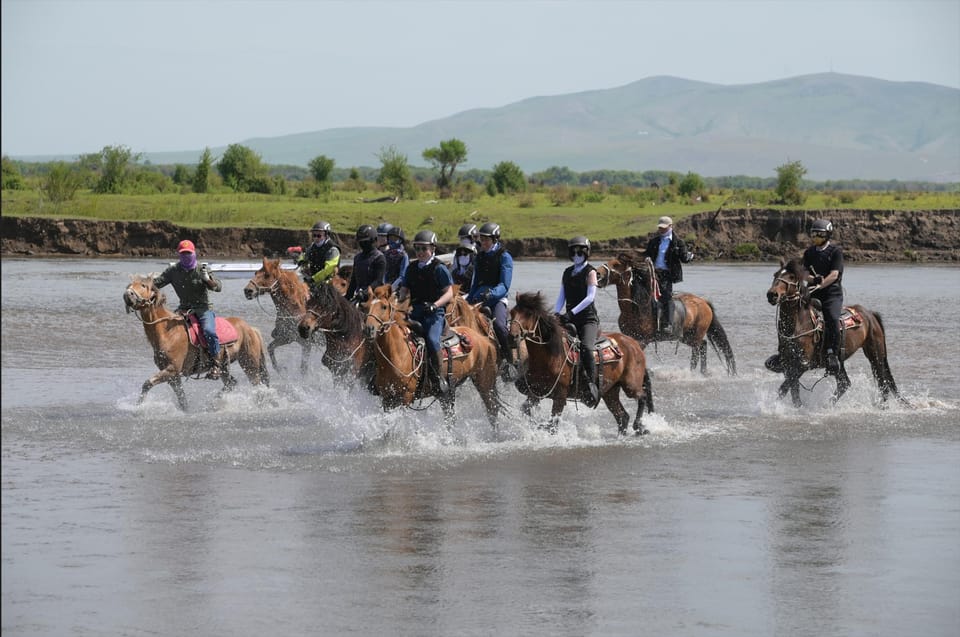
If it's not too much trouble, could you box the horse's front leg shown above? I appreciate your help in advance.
[833,366,851,403]
[601,389,631,436]
[169,376,188,411]
[299,340,312,376]
[139,366,181,407]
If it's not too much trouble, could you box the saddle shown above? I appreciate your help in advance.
[405,320,473,361]
[809,305,864,340]
[561,330,623,365]
[182,314,239,349]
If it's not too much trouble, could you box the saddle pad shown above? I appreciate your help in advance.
[406,330,472,361]
[565,335,623,364]
[185,315,239,349]
[840,307,863,330]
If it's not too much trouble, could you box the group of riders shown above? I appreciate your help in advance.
[154,214,845,400]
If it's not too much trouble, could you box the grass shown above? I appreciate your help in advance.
[2,187,958,242]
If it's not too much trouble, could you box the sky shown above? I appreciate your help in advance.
[2,0,958,157]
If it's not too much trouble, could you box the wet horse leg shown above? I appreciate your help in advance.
[601,388,631,435]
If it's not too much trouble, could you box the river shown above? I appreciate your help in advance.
[2,258,958,636]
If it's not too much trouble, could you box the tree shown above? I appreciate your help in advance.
[376,145,416,200]
[308,155,335,184]
[422,138,467,192]
[193,148,213,193]
[678,171,705,197]
[490,161,527,194]
[1,156,25,190]
[93,145,140,194]
[172,164,192,186]
[41,161,83,204]
[775,160,807,205]
[217,144,268,192]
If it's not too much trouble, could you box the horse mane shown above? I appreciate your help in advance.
[514,291,564,357]
[312,280,362,334]
[784,257,806,280]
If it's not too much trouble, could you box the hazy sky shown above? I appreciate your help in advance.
[3,0,958,156]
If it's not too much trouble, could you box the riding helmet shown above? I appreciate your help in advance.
[389,226,406,244]
[478,222,501,240]
[311,220,331,234]
[458,223,479,242]
[376,222,394,237]
[413,230,437,246]
[568,235,591,258]
[811,219,833,238]
[356,224,377,245]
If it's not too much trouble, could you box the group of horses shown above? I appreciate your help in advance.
[123,253,905,431]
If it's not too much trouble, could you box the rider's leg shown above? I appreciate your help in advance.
[424,315,448,395]
[579,321,600,405]
[822,293,843,373]
[200,310,225,378]
[657,273,674,335]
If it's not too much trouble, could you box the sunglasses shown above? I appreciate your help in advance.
[312,233,325,238]
[572,249,588,256]
[414,245,431,253]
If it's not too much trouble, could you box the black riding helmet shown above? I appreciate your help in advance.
[376,222,394,237]
[478,222,501,241]
[811,219,833,238]
[458,223,479,242]
[356,224,377,246]
[311,220,331,234]
[413,229,437,245]
[568,235,591,259]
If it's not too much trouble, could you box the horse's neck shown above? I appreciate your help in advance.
[275,274,307,314]
[138,304,180,348]
[777,300,802,337]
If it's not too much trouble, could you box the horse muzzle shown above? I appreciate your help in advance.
[243,286,256,300]
[766,291,780,306]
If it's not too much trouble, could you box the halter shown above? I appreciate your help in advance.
[364,296,401,337]
[126,283,178,325]
[770,269,802,303]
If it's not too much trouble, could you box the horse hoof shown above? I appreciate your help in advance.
[635,427,649,436]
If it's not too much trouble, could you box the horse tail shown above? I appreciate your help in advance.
[705,302,737,376]
[237,321,270,387]
[643,368,654,414]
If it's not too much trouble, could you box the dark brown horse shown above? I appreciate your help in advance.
[596,253,736,376]
[360,284,502,428]
[508,291,653,436]
[243,257,317,375]
[297,279,371,386]
[124,275,269,410]
[765,257,906,406]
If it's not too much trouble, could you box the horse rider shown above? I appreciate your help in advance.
[803,218,845,373]
[467,221,516,379]
[382,224,409,291]
[398,230,455,397]
[643,215,694,336]
[298,220,341,287]
[345,224,386,304]
[554,236,601,406]
[153,239,227,379]
[376,222,392,252]
[450,223,478,289]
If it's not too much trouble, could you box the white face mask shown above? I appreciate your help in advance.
[572,255,586,266]
[457,255,471,267]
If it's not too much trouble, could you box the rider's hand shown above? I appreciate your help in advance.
[810,274,824,286]
[481,290,492,303]
[428,304,437,314]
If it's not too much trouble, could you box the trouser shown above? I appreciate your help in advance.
[655,270,673,330]
[487,299,513,363]
[199,310,220,357]
[576,320,599,384]
[415,309,447,393]
[815,290,844,355]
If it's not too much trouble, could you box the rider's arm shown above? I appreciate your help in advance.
[434,285,454,310]
[311,248,341,284]
[554,287,567,314]
[570,270,598,314]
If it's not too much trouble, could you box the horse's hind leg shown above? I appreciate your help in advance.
[169,377,188,410]
[833,368,851,403]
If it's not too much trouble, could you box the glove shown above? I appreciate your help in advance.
[353,289,368,303]
[200,264,211,282]
[312,271,325,285]
[565,310,575,323]
[428,304,437,314]
[481,290,492,303]
[810,275,824,286]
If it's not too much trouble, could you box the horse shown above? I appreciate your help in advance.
[765,257,906,406]
[360,284,502,428]
[243,257,318,375]
[296,279,371,386]
[508,291,654,436]
[596,253,736,376]
[123,275,269,410]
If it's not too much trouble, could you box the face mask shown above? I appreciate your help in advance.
[572,255,585,266]
[812,236,827,246]
[179,252,197,269]
[457,256,471,267]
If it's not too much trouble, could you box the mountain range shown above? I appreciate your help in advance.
[47,73,960,182]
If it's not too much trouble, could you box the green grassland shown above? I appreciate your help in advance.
[3,187,958,244]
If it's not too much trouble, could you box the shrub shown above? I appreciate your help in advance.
[734,242,760,258]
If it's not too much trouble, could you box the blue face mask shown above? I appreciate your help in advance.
[179,252,197,270]
[572,255,586,266]
[457,255,472,267]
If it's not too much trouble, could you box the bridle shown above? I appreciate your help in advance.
[364,296,401,338]
[125,282,177,325]
[770,269,802,303]
[509,310,575,399]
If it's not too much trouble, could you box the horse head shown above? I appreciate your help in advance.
[509,291,564,357]
[361,284,402,340]
[244,257,283,300]
[767,258,805,306]
[124,275,164,313]
[596,253,634,289]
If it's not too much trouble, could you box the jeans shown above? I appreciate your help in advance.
[198,310,220,357]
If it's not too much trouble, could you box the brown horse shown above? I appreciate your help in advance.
[123,275,269,410]
[360,284,502,428]
[508,291,654,436]
[596,253,736,376]
[297,279,371,386]
[765,257,906,406]
[243,257,317,375]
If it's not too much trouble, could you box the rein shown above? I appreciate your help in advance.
[511,314,573,400]
[127,288,180,326]
[366,297,422,379]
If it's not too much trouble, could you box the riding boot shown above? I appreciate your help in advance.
[581,346,600,408]
[660,302,673,337]
[428,352,449,396]
[205,349,223,379]
[826,348,840,374]
[494,323,517,381]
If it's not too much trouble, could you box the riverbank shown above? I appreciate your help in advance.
[2,209,958,262]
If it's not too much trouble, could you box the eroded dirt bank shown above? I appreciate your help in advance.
[2,209,958,262]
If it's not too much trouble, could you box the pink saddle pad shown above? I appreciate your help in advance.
[185,315,239,349]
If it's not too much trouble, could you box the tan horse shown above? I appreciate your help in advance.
[766,257,906,406]
[360,284,502,428]
[243,257,317,375]
[596,253,736,376]
[124,275,269,410]
[509,291,653,436]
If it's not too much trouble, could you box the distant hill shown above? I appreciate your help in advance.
[22,73,960,182]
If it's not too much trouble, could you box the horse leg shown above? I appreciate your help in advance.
[139,366,180,407]
[601,389,630,436]
[833,366,851,403]
[267,339,285,373]
[169,376,188,411]
[636,370,653,435]
[299,340,311,376]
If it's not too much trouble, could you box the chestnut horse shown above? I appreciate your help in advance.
[508,291,654,436]
[360,284,502,428]
[124,275,269,410]
[596,253,736,376]
[297,279,371,386]
[766,257,906,406]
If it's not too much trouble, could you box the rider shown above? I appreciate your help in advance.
[298,220,341,287]
[467,221,515,378]
[643,215,694,336]
[376,222,393,252]
[399,230,455,397]
[382,225,409,291]
[450,223,478,290]
[803,218,844,373]
[345,224,386,304]
[154,239,227,379]
[554,236,601,407]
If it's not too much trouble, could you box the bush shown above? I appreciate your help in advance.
[733,242,760,258]
[41,162,83,204]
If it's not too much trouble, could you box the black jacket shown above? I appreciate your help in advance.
[644,233,692,283]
